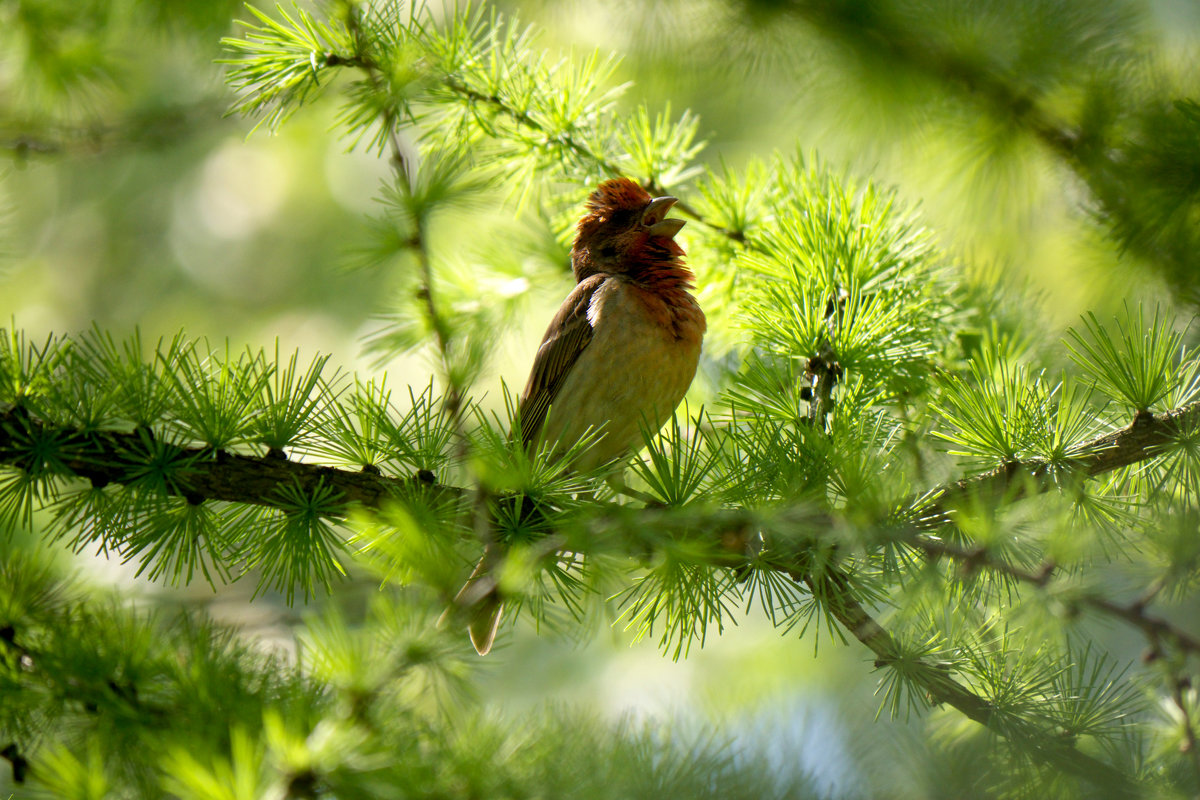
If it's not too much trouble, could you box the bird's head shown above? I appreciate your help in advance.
[571,178,686,282]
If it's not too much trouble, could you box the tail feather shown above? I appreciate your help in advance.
[441,545,505,656]
[468,592,504,656]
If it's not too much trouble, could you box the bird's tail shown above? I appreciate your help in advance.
[440,545,505,656]
[467,590,504,657]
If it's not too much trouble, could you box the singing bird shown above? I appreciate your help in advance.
[457,177,706,654]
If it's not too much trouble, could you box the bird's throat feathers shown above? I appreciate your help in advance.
[625,247,694,292]
[623,258,706,345]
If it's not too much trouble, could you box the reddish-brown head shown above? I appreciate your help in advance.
[571,178,686,282]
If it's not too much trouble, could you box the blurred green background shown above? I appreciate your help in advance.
[9,0,1200,346]
[4,0,1199,794]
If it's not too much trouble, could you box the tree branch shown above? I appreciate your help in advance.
[2,397,1198,794]
[807,569,1139,796]
[336,11,464,421]
[0,101,230,160]
[3,397,1187,514]
[926,406,1196,518]
[3,396,1197,552]
[437,75,763,252]
[0,407,436,509]
[2,397,1198,602]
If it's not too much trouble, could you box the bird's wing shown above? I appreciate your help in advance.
[517,274,605,448]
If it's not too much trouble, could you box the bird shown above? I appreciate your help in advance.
[452,177,706,655]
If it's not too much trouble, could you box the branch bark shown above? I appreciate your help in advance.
[927,406,1195,517]
[7,398,1192,528]
[0,408,434,509]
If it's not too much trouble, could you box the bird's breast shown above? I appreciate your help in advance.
[544,277,704,471]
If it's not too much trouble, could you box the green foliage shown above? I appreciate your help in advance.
[259,480,350,601]
[5,1,1200,798]
[311,376,403,469]
[0,548,823,798]
[255,344,338,454]
[222,0,712,375]
[221,4,354,133]
[630,405,721,507]
[933,344,1057,468]
[0,328,468,598]
[168,342,273,450]
[0,328,66,409]
[72,328,191,431]
[1066,305,1191,413]
[732,153,951,397]
[616,550,740,659]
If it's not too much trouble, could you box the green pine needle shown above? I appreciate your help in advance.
[1065,304,1188,413]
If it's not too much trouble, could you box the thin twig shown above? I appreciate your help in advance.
[805,288,846,430]
[342,4,460,421]
[790,296,1134,793]
[1102,581,1200,787]
[1087,596,1200,659]
[340,3,488,556]
[321,18,764,255]
[438,76,766,253]
[0,100,229,160]
[913,534,1200,657]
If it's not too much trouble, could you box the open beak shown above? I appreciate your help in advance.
[641,196,685,239]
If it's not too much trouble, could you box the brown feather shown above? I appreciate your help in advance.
[516,274,604,447]
[468,592,503,656]
[443,542,504,656]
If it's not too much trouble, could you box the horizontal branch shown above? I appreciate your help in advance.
[3,397,1197,573]
[0,101,230,160]
[0,406,431,509]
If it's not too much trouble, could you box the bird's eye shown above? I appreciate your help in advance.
[598,244,618,259]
